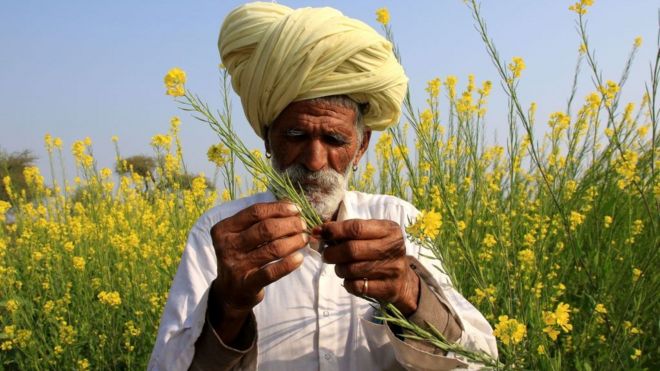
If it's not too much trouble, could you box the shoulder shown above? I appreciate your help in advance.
[190,191,276,235]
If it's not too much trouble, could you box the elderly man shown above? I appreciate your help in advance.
[149,3,496,370]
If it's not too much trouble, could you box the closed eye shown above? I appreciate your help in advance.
[324,133,349,146]
[285,129,306,139]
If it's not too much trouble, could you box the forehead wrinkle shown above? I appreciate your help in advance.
[271,100,358,138]
[285,114,355,135]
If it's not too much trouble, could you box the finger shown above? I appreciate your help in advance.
[334,259,404,280]
[245,252,305,290]
[314,219,401,241]
[322,238,405,264]
[217,202,300,233]
[343,278,395,301]
[239,216,306,251]
[248,233,309,267]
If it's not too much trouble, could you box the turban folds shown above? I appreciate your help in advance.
[219,2,408,138]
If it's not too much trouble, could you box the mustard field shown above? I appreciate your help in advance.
[1,2,657,369]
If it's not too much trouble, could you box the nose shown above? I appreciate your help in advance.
[300,139,328,172]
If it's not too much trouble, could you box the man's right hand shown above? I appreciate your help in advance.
[207,201,308,345]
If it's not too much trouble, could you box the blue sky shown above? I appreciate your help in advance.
[1,1,657,183]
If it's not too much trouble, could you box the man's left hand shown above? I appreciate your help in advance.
[313,219,420,316]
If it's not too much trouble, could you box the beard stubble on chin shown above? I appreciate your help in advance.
[271,157,355,221]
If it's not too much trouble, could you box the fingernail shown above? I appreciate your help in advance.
[286,203,299,213]
[291,252,304,264]
[300,219,307,231]
[302,233,309,243]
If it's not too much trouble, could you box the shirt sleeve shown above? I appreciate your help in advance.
[412,252,499,366]
[188,312,258,371]
[402,264,462,353]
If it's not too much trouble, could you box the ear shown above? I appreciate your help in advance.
[353,128,372,165]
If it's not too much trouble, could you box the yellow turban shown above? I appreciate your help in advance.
[218,2,408,138]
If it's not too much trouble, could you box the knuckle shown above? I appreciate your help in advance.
[393,259,407,275]
[395,241,406,256]
[386,220,401,231]
[349,220,364,237]
[210,223,226,243]
[263,240,284,260]
[213,234,230,255]
[293,216,305,232]
[249,205,264,221]
[345,240,360,258]
[262,265,278,283]
[384,238,405,258]
[258,220,276,240]
[283,257,299,272]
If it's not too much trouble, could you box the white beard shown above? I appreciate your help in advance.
[272,159,353,221]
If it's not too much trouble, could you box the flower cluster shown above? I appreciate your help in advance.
[164,67,186,97]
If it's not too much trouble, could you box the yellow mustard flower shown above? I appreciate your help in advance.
[537,345,546,354]
[518,249,535,266]
[408,210,442,240]
[426,78,441,98]
[98,291,122,308]
[151,134,172,149]
[0,200,11,223]
[508,56,526,79]
[221,189,231,202]
[444,75,458,99]
[555,302,573,332]
[630,348,641,360]
[578,43,587,54]
[164,67,186,97]
[632,268,642,282]
[482,233,497,248]
[493,315,526,345]
[77,359,90,371]
[72,256,85,271]
[375,7,390,25]
[6,299,19,313]
[569,211,585,230]
[569,0,594,15]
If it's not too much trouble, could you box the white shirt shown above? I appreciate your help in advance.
[149,191,497,370]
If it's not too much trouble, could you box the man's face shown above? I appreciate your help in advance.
[266,99,370,219]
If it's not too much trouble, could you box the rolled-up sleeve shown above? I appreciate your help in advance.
[188,312,258,370]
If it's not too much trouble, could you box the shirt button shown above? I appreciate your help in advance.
[323,310,329,317]
[324,353,332,360]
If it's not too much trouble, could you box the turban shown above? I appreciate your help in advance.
[218,2,408,138]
